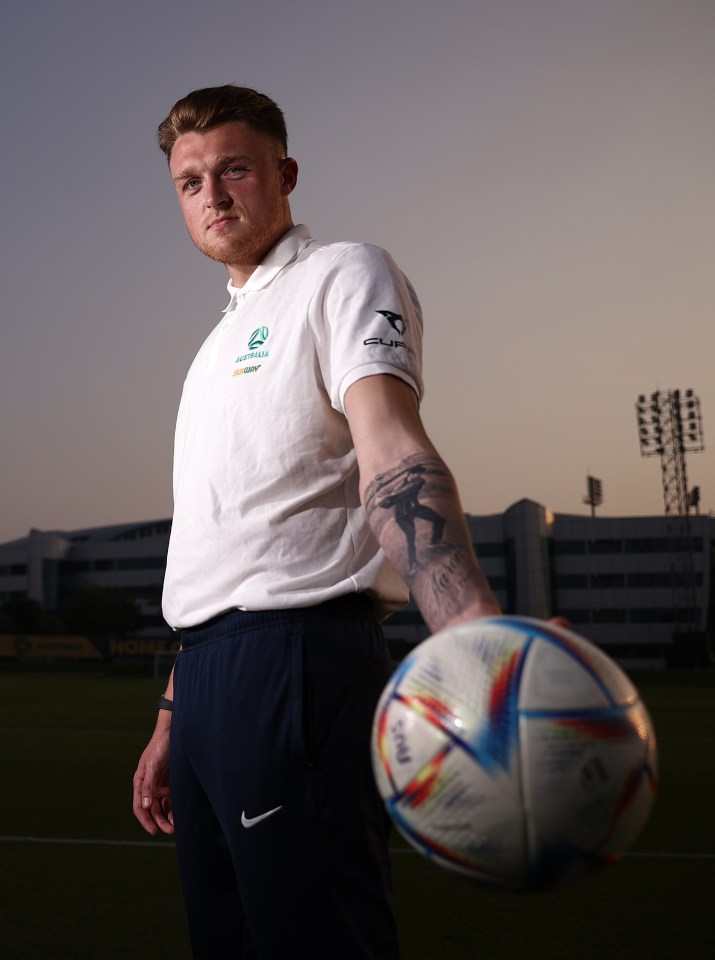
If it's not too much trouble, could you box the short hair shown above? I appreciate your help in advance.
[157,84,288,161]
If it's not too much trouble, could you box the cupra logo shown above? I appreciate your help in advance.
[364,310,413,355]
[248,326,269,350]
[376,310,406,335]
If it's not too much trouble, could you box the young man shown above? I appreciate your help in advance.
[133,85,500,960]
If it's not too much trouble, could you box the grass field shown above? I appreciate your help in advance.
[1,668,713,959]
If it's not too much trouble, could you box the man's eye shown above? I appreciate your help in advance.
[225,165,247,177]
[184,178,201,191]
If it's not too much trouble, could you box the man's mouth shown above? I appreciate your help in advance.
[208,216,240,230]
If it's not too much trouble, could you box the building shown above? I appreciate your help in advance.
[0,520,172,657]
[1,501,713,666]
[381,501,714,668]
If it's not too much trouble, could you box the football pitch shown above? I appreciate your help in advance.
[0,668,713,959]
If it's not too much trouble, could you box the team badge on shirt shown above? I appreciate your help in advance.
[248,326,269,350]
[234,327,271,376]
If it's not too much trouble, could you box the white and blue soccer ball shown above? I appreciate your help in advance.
[371,616,657,890]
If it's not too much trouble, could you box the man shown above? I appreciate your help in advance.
[133,85,500,960]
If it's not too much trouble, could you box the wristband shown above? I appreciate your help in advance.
[156,694,173,712]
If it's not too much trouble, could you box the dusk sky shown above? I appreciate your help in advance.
[2,0,713,544]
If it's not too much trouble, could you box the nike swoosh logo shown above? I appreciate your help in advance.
[240,805,283,828]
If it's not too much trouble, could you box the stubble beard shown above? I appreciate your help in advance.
[193,208,290,272]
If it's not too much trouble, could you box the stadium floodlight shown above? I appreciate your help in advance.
[634,388,705,632]
[583,475,603,517]
[634,389,704,516]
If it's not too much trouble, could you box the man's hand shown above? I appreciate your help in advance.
[132,718,174,836]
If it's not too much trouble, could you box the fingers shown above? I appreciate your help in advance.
[132,768,159,835]
[146,793,175,835]
[132,729,173,836]
[132,761,175,836]
[133,784,175,835]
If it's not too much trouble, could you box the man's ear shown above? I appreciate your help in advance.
[280,157,299,195]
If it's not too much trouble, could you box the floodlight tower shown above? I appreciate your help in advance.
[583,475,603,517]
[635,389,705,629]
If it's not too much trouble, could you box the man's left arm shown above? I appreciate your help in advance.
[344,374,501,633]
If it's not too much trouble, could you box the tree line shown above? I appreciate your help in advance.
[0,587,144,638]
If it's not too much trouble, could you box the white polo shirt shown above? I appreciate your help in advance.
[162,225,424,629]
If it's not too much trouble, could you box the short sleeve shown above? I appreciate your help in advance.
[309,243,424,414]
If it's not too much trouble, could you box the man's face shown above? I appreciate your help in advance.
[169,121,298,285]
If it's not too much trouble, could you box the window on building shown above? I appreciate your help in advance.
[629,608,677,624]
[113,521,172,542]
[473,542,506,558]
[553,574,588,589]
[588,539,623,555]
[116,557,166,571]
[592,608,627,623]
[625,537,704,554]
[60,561,92,574]
[590,573,625,589]
[627,572,704,589]
[552,541,587,555]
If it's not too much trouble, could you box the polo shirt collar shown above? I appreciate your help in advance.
[224,224,312,311]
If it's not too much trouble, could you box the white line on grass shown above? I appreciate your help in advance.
[1,836,714,859]
[0,835,174,849]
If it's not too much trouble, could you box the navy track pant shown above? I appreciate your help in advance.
[170,606,399,959]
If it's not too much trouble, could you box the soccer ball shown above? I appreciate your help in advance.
[371,616,657,890]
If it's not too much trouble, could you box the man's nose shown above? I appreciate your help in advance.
[205,178,231,207]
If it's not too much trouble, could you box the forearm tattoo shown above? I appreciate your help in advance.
[365,454,448,568]
[364,453,495,629]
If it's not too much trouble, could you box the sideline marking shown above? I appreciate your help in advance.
[0,836,714,859]
[0,835,175,849]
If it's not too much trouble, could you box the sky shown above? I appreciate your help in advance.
[1,0,714,544]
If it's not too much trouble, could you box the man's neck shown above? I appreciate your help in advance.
[226,222,295,288]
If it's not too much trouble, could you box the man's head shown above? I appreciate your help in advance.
[160,86,298,286]
[157,85,288,162]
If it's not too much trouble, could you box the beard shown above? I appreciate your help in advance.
[191,206,291,272]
